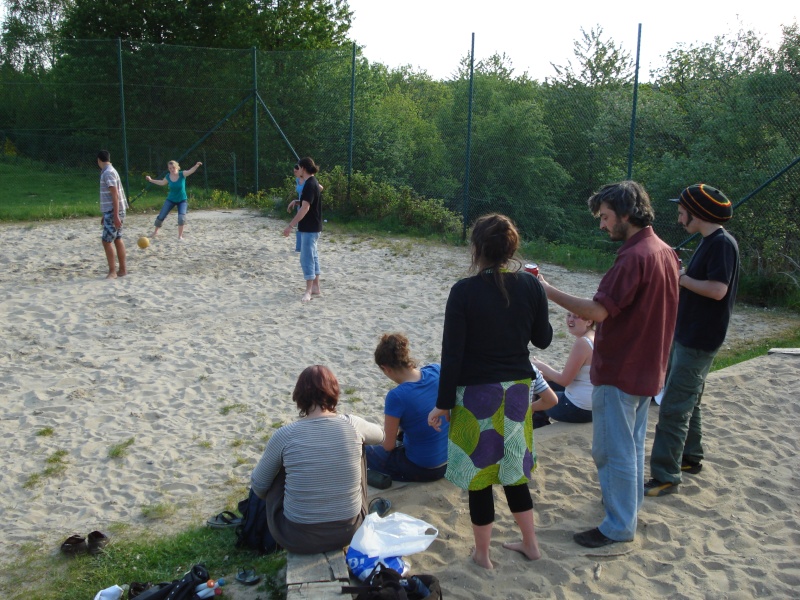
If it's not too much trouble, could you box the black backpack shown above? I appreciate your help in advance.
[130,564,210,600]
[234,488,279,554]
[343,564,443,600]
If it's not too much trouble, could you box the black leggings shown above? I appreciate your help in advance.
[468,484,533,526]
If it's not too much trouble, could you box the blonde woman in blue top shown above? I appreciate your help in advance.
[147,160,202,240]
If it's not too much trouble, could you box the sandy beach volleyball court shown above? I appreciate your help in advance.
[1,210,799,598]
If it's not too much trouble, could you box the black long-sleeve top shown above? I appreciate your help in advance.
[436,271,553,409]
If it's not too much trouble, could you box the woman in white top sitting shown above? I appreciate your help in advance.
[532,311,595,424]
[250,365,384,554]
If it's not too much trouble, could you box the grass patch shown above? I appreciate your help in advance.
[344,387,357,395]
[520,237,616,274]
[141,502,176,520]
[108,437,135,459]
[23,450,70,489]
[219,403,247,416]
[3,526,286,600]
[712,326,800,371]
[35,426,54,436]
[346,396,363,404]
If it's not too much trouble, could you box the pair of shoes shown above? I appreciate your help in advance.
[60,531,109,556]
[367,469,392,490]
[369,497,392,518]
[573,528,619,548]
[206,510,242,528]
[644,478,680,497]
[681,458,703,474]
[236,567,261,586]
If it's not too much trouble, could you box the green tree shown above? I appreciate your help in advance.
[59,0,352,50]
[0,0,71,71]
[543,26,634,221]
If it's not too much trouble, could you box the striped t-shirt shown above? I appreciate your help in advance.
[99,164,128,213]
[251,413,383,524]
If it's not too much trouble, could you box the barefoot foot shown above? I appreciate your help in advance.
[502,541,541,561]
[117,270,127,277]
[301,292,312,303]
[470,548,493,570]
[105,272,117,280]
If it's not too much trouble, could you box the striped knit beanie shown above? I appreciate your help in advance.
[670,183,732,224]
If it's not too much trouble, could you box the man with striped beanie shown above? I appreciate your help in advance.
[645,184,740,497]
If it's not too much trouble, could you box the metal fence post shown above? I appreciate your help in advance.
[462,33,476,241]
[627,24,642,180]
[253,47,259,194]
[117,39,130,196]
[348,42,356,205]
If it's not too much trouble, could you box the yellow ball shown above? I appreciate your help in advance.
[138,236,150,249]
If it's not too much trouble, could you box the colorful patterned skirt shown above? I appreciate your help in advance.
[444,378,537,491]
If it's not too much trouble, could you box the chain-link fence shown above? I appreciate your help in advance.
[1,38,799,278]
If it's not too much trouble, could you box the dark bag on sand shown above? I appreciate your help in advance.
[235,487,279,554]
[342,564,442,600]
[130,564,209,600]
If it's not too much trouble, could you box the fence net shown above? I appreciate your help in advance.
[1,39,798,279]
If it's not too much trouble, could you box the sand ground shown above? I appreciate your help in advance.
[1,210,798,599]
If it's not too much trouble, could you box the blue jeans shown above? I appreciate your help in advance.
[154,199,187,227]
[299,231,320,280]
[592,385,650,541]
[650,342,716,484]
[546,391,593,423]
[365,445,446,483]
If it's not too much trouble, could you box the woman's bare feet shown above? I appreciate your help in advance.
[105,272,117,280]
[502,540,541,561]
[301,292,312,303]
[471,547,494,570]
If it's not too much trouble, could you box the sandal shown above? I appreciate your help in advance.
[88,530,109,554]
[368,497,392,518]
[236,567,261,586]
[60,534,88,556]
[206,510,242,529]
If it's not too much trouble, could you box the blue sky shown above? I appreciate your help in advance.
[345,0,799,81]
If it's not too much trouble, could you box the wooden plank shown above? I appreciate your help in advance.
[286,581,352,599]
[285,551,350,585]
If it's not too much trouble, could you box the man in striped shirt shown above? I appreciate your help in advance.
[97,150,127,279]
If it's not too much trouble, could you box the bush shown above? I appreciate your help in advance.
[262,166,463,236]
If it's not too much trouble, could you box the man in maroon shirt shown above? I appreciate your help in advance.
[539,181,679,548]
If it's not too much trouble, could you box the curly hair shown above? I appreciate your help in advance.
[293,365,339,417]
[374,333,417,370]
[587,180,655,228]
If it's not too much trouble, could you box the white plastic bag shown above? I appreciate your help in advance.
[346,512,438,580]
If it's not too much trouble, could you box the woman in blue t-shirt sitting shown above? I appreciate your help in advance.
[366,333,449,482]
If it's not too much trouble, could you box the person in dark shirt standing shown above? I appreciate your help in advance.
[282,157,322,303]
[428,213,555,569]
[538,181,679,548]
[645,184,739,497]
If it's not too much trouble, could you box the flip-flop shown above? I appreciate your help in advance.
[60,534,88,556]
[368,497,392,518]
[236,567,261,586]
[87,530,109,554]
[206,510,242,529]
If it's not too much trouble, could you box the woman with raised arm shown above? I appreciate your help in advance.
[146,159,202,240]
